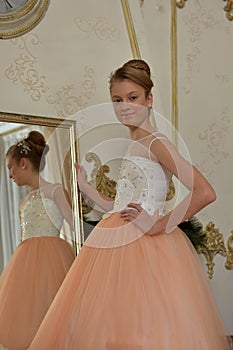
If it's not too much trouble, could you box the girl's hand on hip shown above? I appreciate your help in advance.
[120,203,159,234]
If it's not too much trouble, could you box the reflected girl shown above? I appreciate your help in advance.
[0,130,75,350]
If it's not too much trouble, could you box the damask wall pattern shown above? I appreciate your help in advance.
[0,0,133,118]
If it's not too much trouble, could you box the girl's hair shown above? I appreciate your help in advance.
[109,59,154,96]
[6,130,49,171]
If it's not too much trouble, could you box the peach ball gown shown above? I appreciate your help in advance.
[0,185,75,350]
[29,136,229,350]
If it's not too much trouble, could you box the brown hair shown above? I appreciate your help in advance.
[109,59,154,97]
[6,130,49,171]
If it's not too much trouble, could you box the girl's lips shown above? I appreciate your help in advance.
[121,113,135,118]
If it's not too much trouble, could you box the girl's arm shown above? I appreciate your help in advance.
[147,138,216,235]
[52,185,74,230]
[75,163,114,213]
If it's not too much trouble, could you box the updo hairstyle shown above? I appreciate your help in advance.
[6,131,49,172]
[109,59,154,97]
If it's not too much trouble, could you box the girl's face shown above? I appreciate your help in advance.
[6,156,27,186]
[110,79,153,129]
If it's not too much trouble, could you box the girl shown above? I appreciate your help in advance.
[29,60,229,349]
[0,131,75,350]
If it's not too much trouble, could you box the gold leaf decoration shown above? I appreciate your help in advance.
[176,0,188,9]
[196,222,227,278]
[225,230,233,269]
[223,0,233,21]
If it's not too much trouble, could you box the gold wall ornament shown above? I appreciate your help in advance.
[196,222,227,279]
[81,153,117,215]
[121,0,141,58]
[176,0,188,9]
[225,230,233,269]
[223,0,233,21]
[165,178,176,201]
[171,0,188,146]
[96,165,117,199]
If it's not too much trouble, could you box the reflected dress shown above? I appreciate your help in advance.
[29,139,229,350]
[0,185,75,350]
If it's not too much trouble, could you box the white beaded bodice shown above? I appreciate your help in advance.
[112,154,171,216]
[20,189,63,241]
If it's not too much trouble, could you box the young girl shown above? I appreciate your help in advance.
[0,131,75,350]
[29,60,230,349]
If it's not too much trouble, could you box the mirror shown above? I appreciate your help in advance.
[0,111,83,274]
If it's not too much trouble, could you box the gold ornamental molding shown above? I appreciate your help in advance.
[225,230,233,269]
[81,153,117,215]
[196,222,227,279]
[223,0,233,21]
[176,0,188,9]
[121,0,141,58]
[171,0,188,146]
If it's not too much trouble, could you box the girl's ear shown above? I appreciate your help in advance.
[19,157,28,169]
[147,92,153,108]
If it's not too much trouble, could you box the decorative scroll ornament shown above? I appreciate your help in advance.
[176,0,188,9]
[225,230,233,269]
[223,0,233,21]
[166,178,175,201]
[81,153,117,215]
[196,222,227,279]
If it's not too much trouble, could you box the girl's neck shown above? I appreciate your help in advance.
[130,127,156,141]
[28,176,49,192]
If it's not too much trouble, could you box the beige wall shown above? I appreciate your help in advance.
[1,0,233,333]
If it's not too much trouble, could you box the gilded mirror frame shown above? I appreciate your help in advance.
[0,111,83,255]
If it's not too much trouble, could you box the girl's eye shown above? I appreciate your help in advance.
[113,99,122,104]
[129,96,137,101]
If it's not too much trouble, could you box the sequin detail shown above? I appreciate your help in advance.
[112,155,171,215]
[20,190,63,241]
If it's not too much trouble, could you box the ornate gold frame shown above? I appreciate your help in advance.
[0,111,83,254]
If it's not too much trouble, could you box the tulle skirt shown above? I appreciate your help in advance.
[0,236,75,350]
[29,213,230,350]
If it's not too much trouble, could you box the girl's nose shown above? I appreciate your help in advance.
[120,101,130,111]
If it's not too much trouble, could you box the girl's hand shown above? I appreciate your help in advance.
[75,163,88,191]
[120,203,159,234]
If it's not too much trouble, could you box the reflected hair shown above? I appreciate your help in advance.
[109,59,154,97]
[6,131,49,171]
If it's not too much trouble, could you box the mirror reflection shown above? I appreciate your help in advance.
[0,113,82,274]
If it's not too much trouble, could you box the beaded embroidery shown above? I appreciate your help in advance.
[20,190,63,241]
